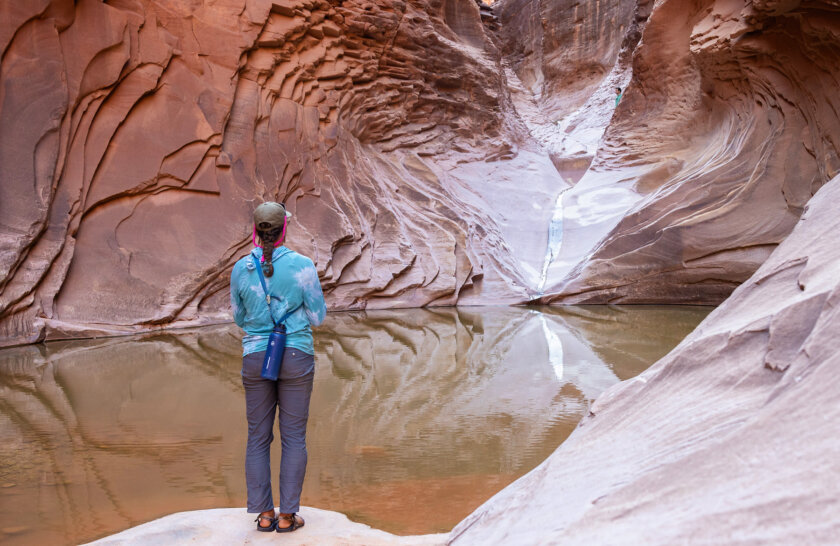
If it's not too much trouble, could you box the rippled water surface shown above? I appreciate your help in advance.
[0,305,711,545]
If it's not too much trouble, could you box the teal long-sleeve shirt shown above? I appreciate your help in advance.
[230,246,327,356]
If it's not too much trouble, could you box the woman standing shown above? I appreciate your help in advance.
[230,201,327,533]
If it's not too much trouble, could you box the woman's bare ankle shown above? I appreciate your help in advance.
[277,513,302,528]
[257,510,275,527]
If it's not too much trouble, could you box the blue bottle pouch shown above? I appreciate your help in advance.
[252,254,300,380]
[262,323,287,381]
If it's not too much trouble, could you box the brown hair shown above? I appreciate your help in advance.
[256,225,283,277]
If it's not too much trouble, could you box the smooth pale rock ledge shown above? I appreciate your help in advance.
[84,507,446,546]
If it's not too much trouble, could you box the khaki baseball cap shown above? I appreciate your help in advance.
[253,202,292,230]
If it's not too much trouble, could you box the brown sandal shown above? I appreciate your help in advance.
[276,513,304,533]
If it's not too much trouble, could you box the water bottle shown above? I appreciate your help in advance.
[261,323,287,380]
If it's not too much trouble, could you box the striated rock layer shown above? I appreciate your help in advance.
[0,0,563,346]
[450,174,840,544]
[4,0,840,345]
[541,0,840,304]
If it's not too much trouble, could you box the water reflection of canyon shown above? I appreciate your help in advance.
[0,306,710,545]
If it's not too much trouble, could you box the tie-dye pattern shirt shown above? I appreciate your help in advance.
[230,246,327,356]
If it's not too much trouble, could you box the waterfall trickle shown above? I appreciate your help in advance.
[537,189,567,296]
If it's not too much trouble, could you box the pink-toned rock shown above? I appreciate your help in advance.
[3,2,840,543]
[0,0,539,346]
[541,0,840,304]
[3,0,840,346]
[84,507,446,545]
[450,173,840,544]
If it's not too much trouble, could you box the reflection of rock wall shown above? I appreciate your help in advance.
[0,327,246,546]
[452,175,840,544]
[0,306,704,543]
[312,307,618,483]
[547,304,710,378]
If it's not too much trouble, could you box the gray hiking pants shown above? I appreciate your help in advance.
[241,348,315,514]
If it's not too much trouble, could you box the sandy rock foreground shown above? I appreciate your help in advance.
[85,506,446,546]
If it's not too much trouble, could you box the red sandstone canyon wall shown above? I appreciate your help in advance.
[0,0,537,346]
[3,0,840,346]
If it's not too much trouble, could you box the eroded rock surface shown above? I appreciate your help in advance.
[451,174,840,544]
[541,0,840,303]
[0,0,561,346]
[4,0,840,344]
